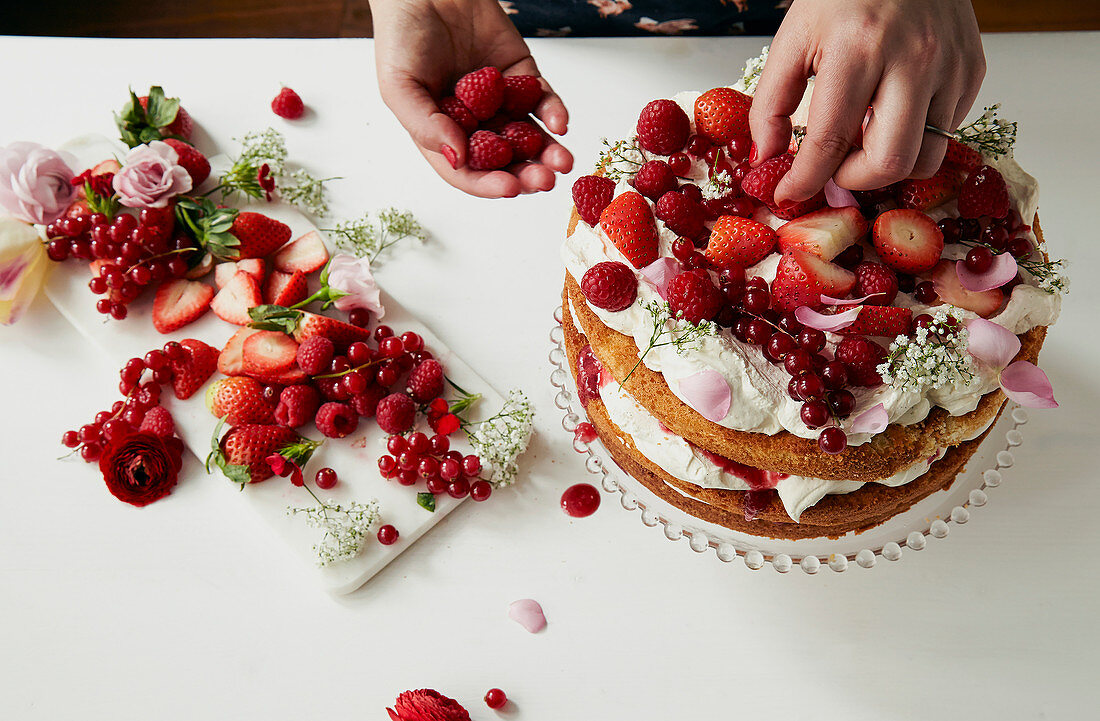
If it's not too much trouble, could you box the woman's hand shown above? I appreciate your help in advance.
[749,0,986,205]
[371,0,573,198]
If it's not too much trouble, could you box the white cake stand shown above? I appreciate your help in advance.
[549,307,1028,574]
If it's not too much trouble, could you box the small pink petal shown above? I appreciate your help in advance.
[824,179,859,208]
[956,253,1018,292]
[639,257,679,300]
[848,403,888,434]
[1000,361,1058,409]
[820,292,883,306]
[965,317,1020,369]
[795,305,862,332]
[676,370,731,422]
[508,599,547,633]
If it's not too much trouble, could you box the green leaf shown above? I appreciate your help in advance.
[247,305,302,334]
[416,492,436,513]
[204,417,252,489]
[279,437,322,467]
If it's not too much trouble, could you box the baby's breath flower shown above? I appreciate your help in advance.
[329,208,426,264]
[877,308,975,392]
[279,168,331,217]
[287,497,379,566]
[1018,256,1069,295]
[237,128,288,175]
[957,104,1017,159]
[624,300,717,382]
[468,389,534,488]
[598,136,645,181]
[740,45,769,94]
[701,170,733,200]
[214,128,332,216]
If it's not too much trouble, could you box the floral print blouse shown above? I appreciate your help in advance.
[500,0,790,36]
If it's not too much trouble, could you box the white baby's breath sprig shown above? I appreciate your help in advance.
[279,168,332,217]
[739,45,769,94]
[287,493,380,566]
[213,128,334,216]
[598,136,646,181]
[957,104,1017,159]
[467,389,534,488]
[701,170,733,200]
[1018,256,1070,295]
[328,208,426,264]
[237,128,288,174]
[624,300,718,382]
[877,308,975,392]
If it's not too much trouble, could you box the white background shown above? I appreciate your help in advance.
[1,34,1098,720]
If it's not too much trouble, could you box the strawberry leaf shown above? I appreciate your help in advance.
[205,418,252,489]
[416,492,436,512]
[278,437,322,467]
[114,86,185,148]
[176,197,240,259]
[247,304,301,333]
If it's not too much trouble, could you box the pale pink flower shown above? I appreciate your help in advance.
[326,253,385,319]
[0,142,77,225]
[112,140,192,209]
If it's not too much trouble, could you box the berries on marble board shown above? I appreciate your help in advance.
[377,524,399,545]
[376,393,416,435]
[406,358,445,403]
[572,175,616,227]
[274,384,322,428]
[230,212,293,259]
[315,401,359,438]
[138,405,176,437]
[296,335,336,376]
[152,278,214,334]
[484,688,508,710]
[598,190,659,269]
[272,230,329,274]
[271,87,305,119]
[169,339,219,400]
[212,424,303,484]
[580,260,638,312]
[636,98,691,155]
[206,376,275,425]
[314,467,338,490]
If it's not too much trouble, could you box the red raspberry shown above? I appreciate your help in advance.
[501,121,544,162]
[406,359,445,402]
[501,75,544,117]
[667,270,722,324]
[440,96,478,134]
[454,66,505,121]
[958,165,1010,219]
[655,189,706,239]
[271,87,305,119]
[854,262,899,306]
[275,384,321,429]
[350,384,385,417]
[636,99,690,155]
[296,335,335,376]
[315,401,359,438]
[631,160,678,201]
[467,130,513,170]
[376,393,416,435]
[138,405,175,437]
[162,139,210,185]
[571,175,616,226]
[580,261,638,312]
[834,336,886,387]
[741,153,794,207]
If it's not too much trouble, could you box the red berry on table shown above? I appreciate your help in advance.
[667,270,723,325]
[347,308,371,328]
[137,405,175,437]
[705,215,777,268]
[631,159,678,201]
[580,260,638,312]
[440,458,461,481]
[407,432,429,454]
[501,74,544,117]
[61,430,80,448]
[636,98,691,155]
[455,66,505,120]
[80,442,102,462]
[426,476,447,494]
[572,175,616,227]
[655,189,706,240]
[440,95,478,134]
[467,130,513,171]
[376,393,416,435]
[229,212,293,260]
[694,87,752,145]
[314,467,338,490]
[378,455,397,477]
[275,384,321,429]
[561,483,601,517]
[161,138,210,186]
[448,478,470,498]
[377,524,399,545]
[406,359,445,402]
[484,688,508,710]
[872,209,945,274]
[501,121,544,162]
[958,165,1010,219]
[271,87,305,119]
[470,480,493,502]
[214,424,302,484]
[207,376,275,425]
[462,454,481,477]
[315,401,359,438]
[854,262,899,306]
[296,335,335,376]
[818,427,847,454]
[599,191,660,269]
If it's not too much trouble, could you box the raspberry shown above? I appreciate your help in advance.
[454,66,505,120]
[636,99,690,155]
[854,262,899,306]
[350,384,385,417]
[138,405,175,437]
[440,96,478,134]
[271,87,305,119]
[741,153,794,207]
[501,75,544,117]
[834,336,886,386]
[655,190,706,239]
[162,139,210,185]
[406,359,445,402]
[631,160,678,201]
[296,336,335,376]
[467,130,513,171]
[275,384,321,429]
[501,121,544,162]
[667,270,722,324]
[376,393,416,434]
[315,401,359,438]
[958,165,1010,219]
[572,175,616,226]
[580,261,638,312]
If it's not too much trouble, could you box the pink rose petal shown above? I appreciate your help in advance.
[999,361,1058,409]
[795,305,862,332]
[508,599,547,633]
[965,317,1020,368]
[848,403,888,434]
[820,292,883,306]
[676,370,731,422]
[956,253,1018,292]
[824,179,859,208]
[639,257,679,301]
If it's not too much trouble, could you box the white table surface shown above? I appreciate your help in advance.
[1,33,1098,721]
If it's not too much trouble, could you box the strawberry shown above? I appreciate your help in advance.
[406,359,445,402]
[931,259,1005,318]
[770,192,827,221]
[501,75,544,117]
[251,308,371,348]
[211,270,262,325]
[230,212,292,259]
[667,270,722,324]
[943,138,982,172]
[572,175,616,226]
[215,258,265,289]
[467,130,513,170]
[872,209,944,274]
[776,206,867,260]
[138,406,176,438]
[838,305,912,337]
[265,269,308,306]
[210,423,303,485]
[218,327,260,376]
[170,339,218,400]
[501,121,544,162]
[741,153,793,207]
[245,364,309,386]
[854,262,899,306]
[242,330,299,376]
[897,165,962,210]
[632,160,679,201]
[771,249,857,312]
[580,260,638,312]
[958,165,1010,219]
[152,278,213,333]
[455,66,505,121]
[137,91,193,139]
[206,377,275,425]
[271,87,305,119]
[599,191,659,268]
[271,230,328,273]
[162,138,210,185]
[655,190,706,239]
[636,99,691,155]
[705,216,777,268]
[440,96,478,134]
[694,87,752,145]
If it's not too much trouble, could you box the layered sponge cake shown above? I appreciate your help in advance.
[561,56,1064,539]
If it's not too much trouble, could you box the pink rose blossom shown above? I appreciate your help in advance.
[0,142,77,225]
[326,254,385,319]
[112,140,192,209]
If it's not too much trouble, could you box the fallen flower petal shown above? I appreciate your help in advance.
[824,178,859,208]
[965,317,1020,369]
[848,402,888,434]
[999,361,1058,408]
[676,369,731,422]
[956,252,1018,292]
[639,257,679,301]
[508,598,547,633]
[795,305,862,332]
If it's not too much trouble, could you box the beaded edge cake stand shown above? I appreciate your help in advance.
[549,307,1028,574]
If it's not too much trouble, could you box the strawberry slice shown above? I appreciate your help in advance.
[872,209,944,274]
[211,270,262,325]
[242,330,299,375]
[152,278,214,334]
[771,249,856,312]
[218,327,259,376]
[838,305,913,337]
[250,307,372,348]
[931,259,1005,318]
[214,258,265,289]
[943,138,982,172]
[231,212,292,259]
[265,269,308,306]
[242,364,309,386]
[705,216,776,268]
[170,338,218,400]
[693,87,752,145]
[897,165,963,211]
[598,191,659,268]
[271,230,329,274]
[776,207,867,260]
[91,159,121,175]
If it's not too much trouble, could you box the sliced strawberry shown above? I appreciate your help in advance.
[598,191,659,269]
[838,305,913,337]
[770,191,826,221]
[943,138,982,172]
[292,313,371,347]
[231,212,292,259]
[771,249,856,312]
[705,216,776,268]
[214,258,265,289]
[218,327,259,376]
[170,338,218,400]
[152,278,214,334]
[897,165,963,211]
[265,269,308,306]
[91,159,121,175]
[242,364,308,386]
[931,259,1005,318]
[211,270,262,325]
[242,330,299,376]
[271,230,329,273]
[872,209,944,274]
[776,207,867,260]
[693,87,752,145]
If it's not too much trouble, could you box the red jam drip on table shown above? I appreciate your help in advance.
[561,483,601,517]
[693,445,787,490]
[576,345,602,405]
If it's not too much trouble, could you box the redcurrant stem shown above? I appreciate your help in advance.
[123,247,193,275]
[313,357,384,380]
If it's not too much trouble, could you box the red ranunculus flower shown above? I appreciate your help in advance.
[387,689,470,721]
[98,431,184,507]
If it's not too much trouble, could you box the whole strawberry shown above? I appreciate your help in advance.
[501,75,544,117]
[705,216,776,268]
[636,99,690,155]
[572,175,616,226]
[136,90,194,139]
[455,66,505,120]
[958,165,1010,219]
[467,130,513,170]
[694,87,752,145]
[897,165,961,211]
[599,191,660,268]
[377,393,416,435]
[631,160,678,201]
[271,87,305,119]
[581,261,638,312]
[655,189,706,240]
[501,121,544,162]
[854,262,899,306]
[231,212,293,258]
[275,384,321,428]
[440,96,478,134]
[211,423,303,485]
[206,376,275,425]
[162,138,210,185]
[667,270,722,324]
[407,359,445,402]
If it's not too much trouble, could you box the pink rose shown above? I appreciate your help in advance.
[112,140,192,209]
[326,253,385,319]
[0,142,77,225]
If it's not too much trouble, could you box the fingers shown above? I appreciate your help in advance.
[910,88,958,178]
[380,73,471,167]
[506,55,569,136]
[419,146,522,198]
[749,25,812,166]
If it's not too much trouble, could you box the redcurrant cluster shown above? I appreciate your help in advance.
[376,431,491,502]
[940,211,1034,280]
